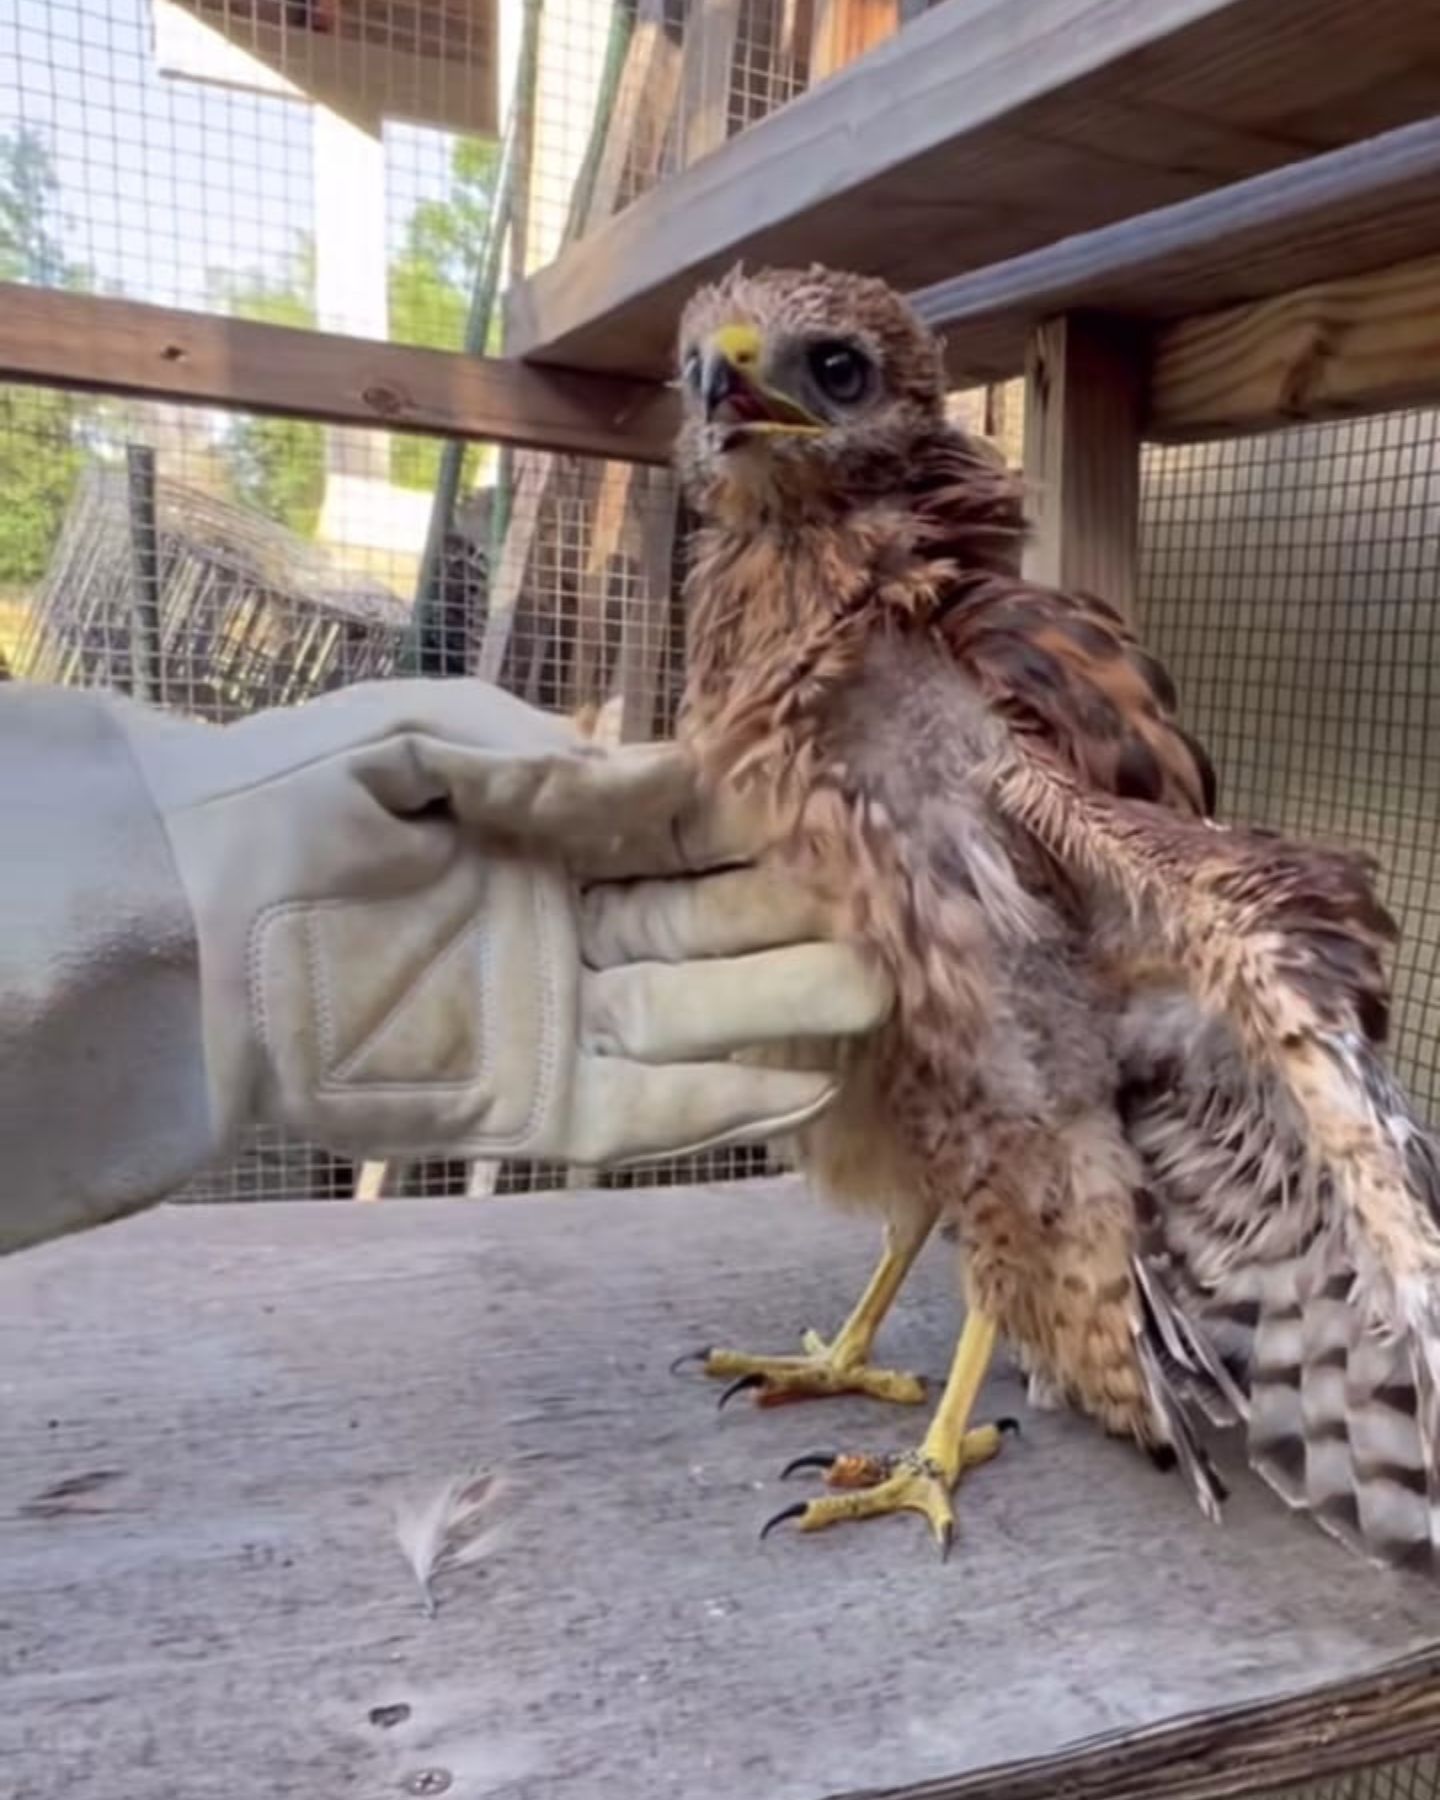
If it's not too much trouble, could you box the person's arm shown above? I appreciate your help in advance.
[0,680,889,1255]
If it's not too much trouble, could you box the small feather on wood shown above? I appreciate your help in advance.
[393,1468,509,1617]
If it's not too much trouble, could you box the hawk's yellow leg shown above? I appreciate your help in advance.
[763,1311,1009,1553]
[700,1216,933,1407]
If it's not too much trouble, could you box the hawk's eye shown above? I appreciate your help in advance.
[807,340,871,405]
[681,349,702,392]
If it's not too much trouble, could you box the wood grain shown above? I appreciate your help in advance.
[505,0,1440,378]
[1022,315,1144,613]
[910,115,1440,389]
[0,283,677,463]
[3,1183,1438,1800]
[1148,249,1440,440]
[809,0,900,82]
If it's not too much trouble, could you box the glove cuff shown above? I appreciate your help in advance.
[0,686,218,1251]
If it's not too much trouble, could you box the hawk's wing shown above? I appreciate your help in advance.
[940,571,1440,1569]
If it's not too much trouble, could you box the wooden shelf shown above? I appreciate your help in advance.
[504,0,1440,380]
[5,1182,1438,1797]
[0,284,676,464]
[911,116,1440,388]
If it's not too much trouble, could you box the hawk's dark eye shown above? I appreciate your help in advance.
[807,340,871,405]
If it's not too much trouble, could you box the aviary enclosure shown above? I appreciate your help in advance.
[5,1,1440,1794]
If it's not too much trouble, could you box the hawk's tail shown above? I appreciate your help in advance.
[1124,1008,1440,1573]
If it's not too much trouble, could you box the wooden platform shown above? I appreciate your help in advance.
[3,1181,1440,1800]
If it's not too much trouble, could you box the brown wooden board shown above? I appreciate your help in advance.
[3,1182,1438,1799]
[504,0,1440,379]
[0,283,676,463]
[909,116,1440,391]
[1148,248,1440,441]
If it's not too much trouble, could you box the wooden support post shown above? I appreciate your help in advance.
[1021,314,1144,616]
[809,0,899,81]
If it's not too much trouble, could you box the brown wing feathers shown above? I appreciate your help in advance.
[908,433,1440,1569]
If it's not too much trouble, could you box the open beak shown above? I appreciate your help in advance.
[700,323,822,438]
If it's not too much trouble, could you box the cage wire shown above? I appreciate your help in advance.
[1137,414,1440,1126]
[1266,1755,1440,1800]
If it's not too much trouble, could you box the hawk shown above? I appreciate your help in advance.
[672,262,1440,1567]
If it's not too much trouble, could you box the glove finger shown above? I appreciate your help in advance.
[580,864,834,966]
[417,737,696,852]
[581,943,892,1063]
[566,1057,841,1165]
[576,773,778,878]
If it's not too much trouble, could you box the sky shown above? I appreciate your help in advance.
[1,0,459,309]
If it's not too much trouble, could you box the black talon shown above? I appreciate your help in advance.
[780,1452,837,1481]
[668,1348,713,1377]
[760,1502,809,1541]
[938,1519,955,1563]
[997,1416,1021,1436]
[717,1373,766,1410]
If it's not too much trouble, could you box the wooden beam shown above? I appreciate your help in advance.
[505,0,1440,378]
[1148,247,1440,440]
[0,283,677,464]
[1022,315,1144,613]
[911,116,1440,387]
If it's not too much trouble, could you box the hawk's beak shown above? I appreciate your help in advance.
[701,323,822,436]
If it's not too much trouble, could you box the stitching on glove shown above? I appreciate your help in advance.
[248,876,567,1152]
[326,912,483,1086]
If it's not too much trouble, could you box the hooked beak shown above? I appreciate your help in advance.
[700,322,822,441]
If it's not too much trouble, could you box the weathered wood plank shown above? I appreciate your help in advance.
[505,0,1440,378]
[1148,248,1440,440]
[910,116,1440,388]
[0,283,677,463]
[1022,315,1144,613]
[2,1184,1437,1799]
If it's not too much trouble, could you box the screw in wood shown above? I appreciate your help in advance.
[402,1771,453,1796]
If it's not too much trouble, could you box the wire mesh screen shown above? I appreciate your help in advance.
[1137,413,1440,1125]
[1266,1753,1440,1799]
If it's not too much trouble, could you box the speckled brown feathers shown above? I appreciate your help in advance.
[676,262,1440,1568]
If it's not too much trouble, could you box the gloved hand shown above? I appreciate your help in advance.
[129,677,889,1164]
[0,679,890,1253]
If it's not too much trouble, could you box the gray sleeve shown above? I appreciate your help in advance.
[0,685,220,1254]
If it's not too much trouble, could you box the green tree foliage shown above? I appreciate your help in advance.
[0,127,91,590]
[210,237,326,538]
[388,135,500,491]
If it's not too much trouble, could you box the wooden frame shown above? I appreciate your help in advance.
[503,0,1440,379]
[1021,315,1143,612]
[0,283,676,464]
[908,114,1440,392]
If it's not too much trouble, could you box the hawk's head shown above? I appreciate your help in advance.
[674,263,946,514]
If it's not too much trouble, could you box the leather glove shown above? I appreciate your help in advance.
[0,680,890,1253]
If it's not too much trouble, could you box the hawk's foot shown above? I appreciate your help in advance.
[693,1337,928,1409]
[760,1422,1016,1555]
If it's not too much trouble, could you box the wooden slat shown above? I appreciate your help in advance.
[0,283,677,463]
[678,0,742,165]
[1021,315,1144,613]
[1148,247,1440,440]
[910,116,1440,386]
[505,0,1440,378]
